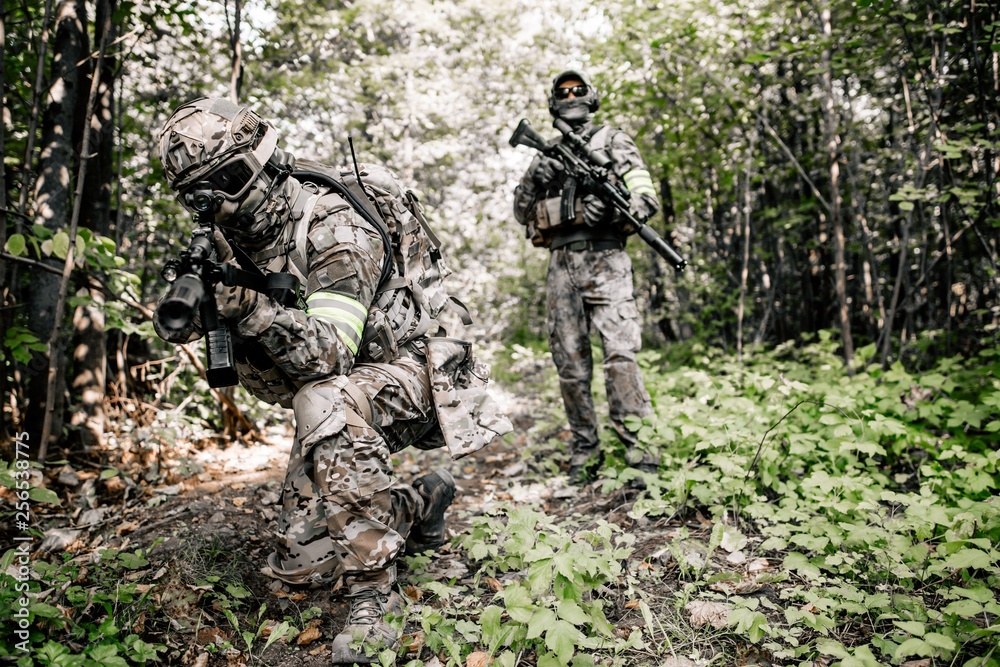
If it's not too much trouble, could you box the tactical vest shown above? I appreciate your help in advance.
[531,125,615,247]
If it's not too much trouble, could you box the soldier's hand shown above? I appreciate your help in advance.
[583,194,610,227]
[215,281,258,322]
[212,229,234,262]
[532,157,564,187]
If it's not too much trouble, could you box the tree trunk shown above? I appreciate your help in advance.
[821,5,853,367]
[228,0,243,103]
[0,10,9,448]
[71,0,119,449]
[25,0,89,458]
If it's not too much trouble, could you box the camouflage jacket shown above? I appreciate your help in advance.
[513,121,660,240]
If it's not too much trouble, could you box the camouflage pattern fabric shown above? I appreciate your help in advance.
[425,337,512,459]
[513,120,659,467]
[269,357,434,590]
[546,247,653,465]
[513,121,659,236]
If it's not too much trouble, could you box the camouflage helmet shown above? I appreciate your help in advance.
[158,97,278,201]
[548,69,600,118]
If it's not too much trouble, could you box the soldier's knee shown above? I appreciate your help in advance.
[293,377,350,449]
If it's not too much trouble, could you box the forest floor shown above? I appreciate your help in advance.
[13,355,755,667]
[15,341,993,667]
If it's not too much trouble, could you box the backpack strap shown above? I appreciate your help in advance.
[292,168,395,288]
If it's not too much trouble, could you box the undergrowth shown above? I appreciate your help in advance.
[1,332,998,666]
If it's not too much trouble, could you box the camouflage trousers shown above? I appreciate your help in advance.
[267,356,439,592]
[546,246,653,465]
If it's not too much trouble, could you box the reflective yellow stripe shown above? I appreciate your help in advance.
[306,291,367,353]
[624,169,656,197]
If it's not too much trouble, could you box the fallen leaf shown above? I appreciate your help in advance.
[116,521,139,536]
[710,578,763,595]
[483,577,503,592]
[800,602,817,613]
[191,654,209,667]
[296,626,322,646]
[232,497,248,507]
[747,558,770,573]
[404,584,424,601]
[685,600,731,629]
[196,627,229,645]
[902,661,931,667]
[624,599,641,610]
[466,651,491,667]
[401,631,424,655]
[308,644,328,656]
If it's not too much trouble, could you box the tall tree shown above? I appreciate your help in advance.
[25,0,89,457]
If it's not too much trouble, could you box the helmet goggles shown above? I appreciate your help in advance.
[177,126,276,206]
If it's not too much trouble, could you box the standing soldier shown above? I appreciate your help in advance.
[512,70,659,481]
[154,97,511,663]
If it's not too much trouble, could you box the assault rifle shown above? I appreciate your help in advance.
[509,118,687,271]
[154,185,299,388]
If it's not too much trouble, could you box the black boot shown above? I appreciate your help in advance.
[567,446,602,484]
[329,589,404,664]
[406,469,457,554]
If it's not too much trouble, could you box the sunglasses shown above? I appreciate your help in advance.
[554,85,588,99]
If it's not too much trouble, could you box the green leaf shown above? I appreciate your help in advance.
[942,548,993,571]
[783,552,822,580]
[5,234,26,257]
[501,583,535,623]
[894,620,926,636]
[262,621,291,652]
[924,632,956,651]
[480,605,503,642]
[894,637,933,659]
[527,607,556,639]
[556,600,591,626]
[943,599,983,618]
[545,620,579,664]
[52,231,70,259]
[28,486,62,505]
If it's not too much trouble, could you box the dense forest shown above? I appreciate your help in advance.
[1,0,998,665]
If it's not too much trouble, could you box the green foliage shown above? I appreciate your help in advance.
[620,339,1000,663]
[0,545,166,666]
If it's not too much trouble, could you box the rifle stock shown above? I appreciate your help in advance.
[510,119,687,271]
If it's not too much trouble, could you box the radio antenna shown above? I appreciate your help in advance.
[348,136,364,185]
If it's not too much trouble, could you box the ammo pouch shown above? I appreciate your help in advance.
[535,196,584,232]
[358,308,399,364]
[425,337,512,459]
[529,196,585,248]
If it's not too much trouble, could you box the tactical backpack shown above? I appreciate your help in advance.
[288,159,472,363]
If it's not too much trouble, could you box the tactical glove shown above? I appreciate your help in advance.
[532,157,564,188]
[215,282,258,323]
[211,230,259,323]
[583,194,618,227]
